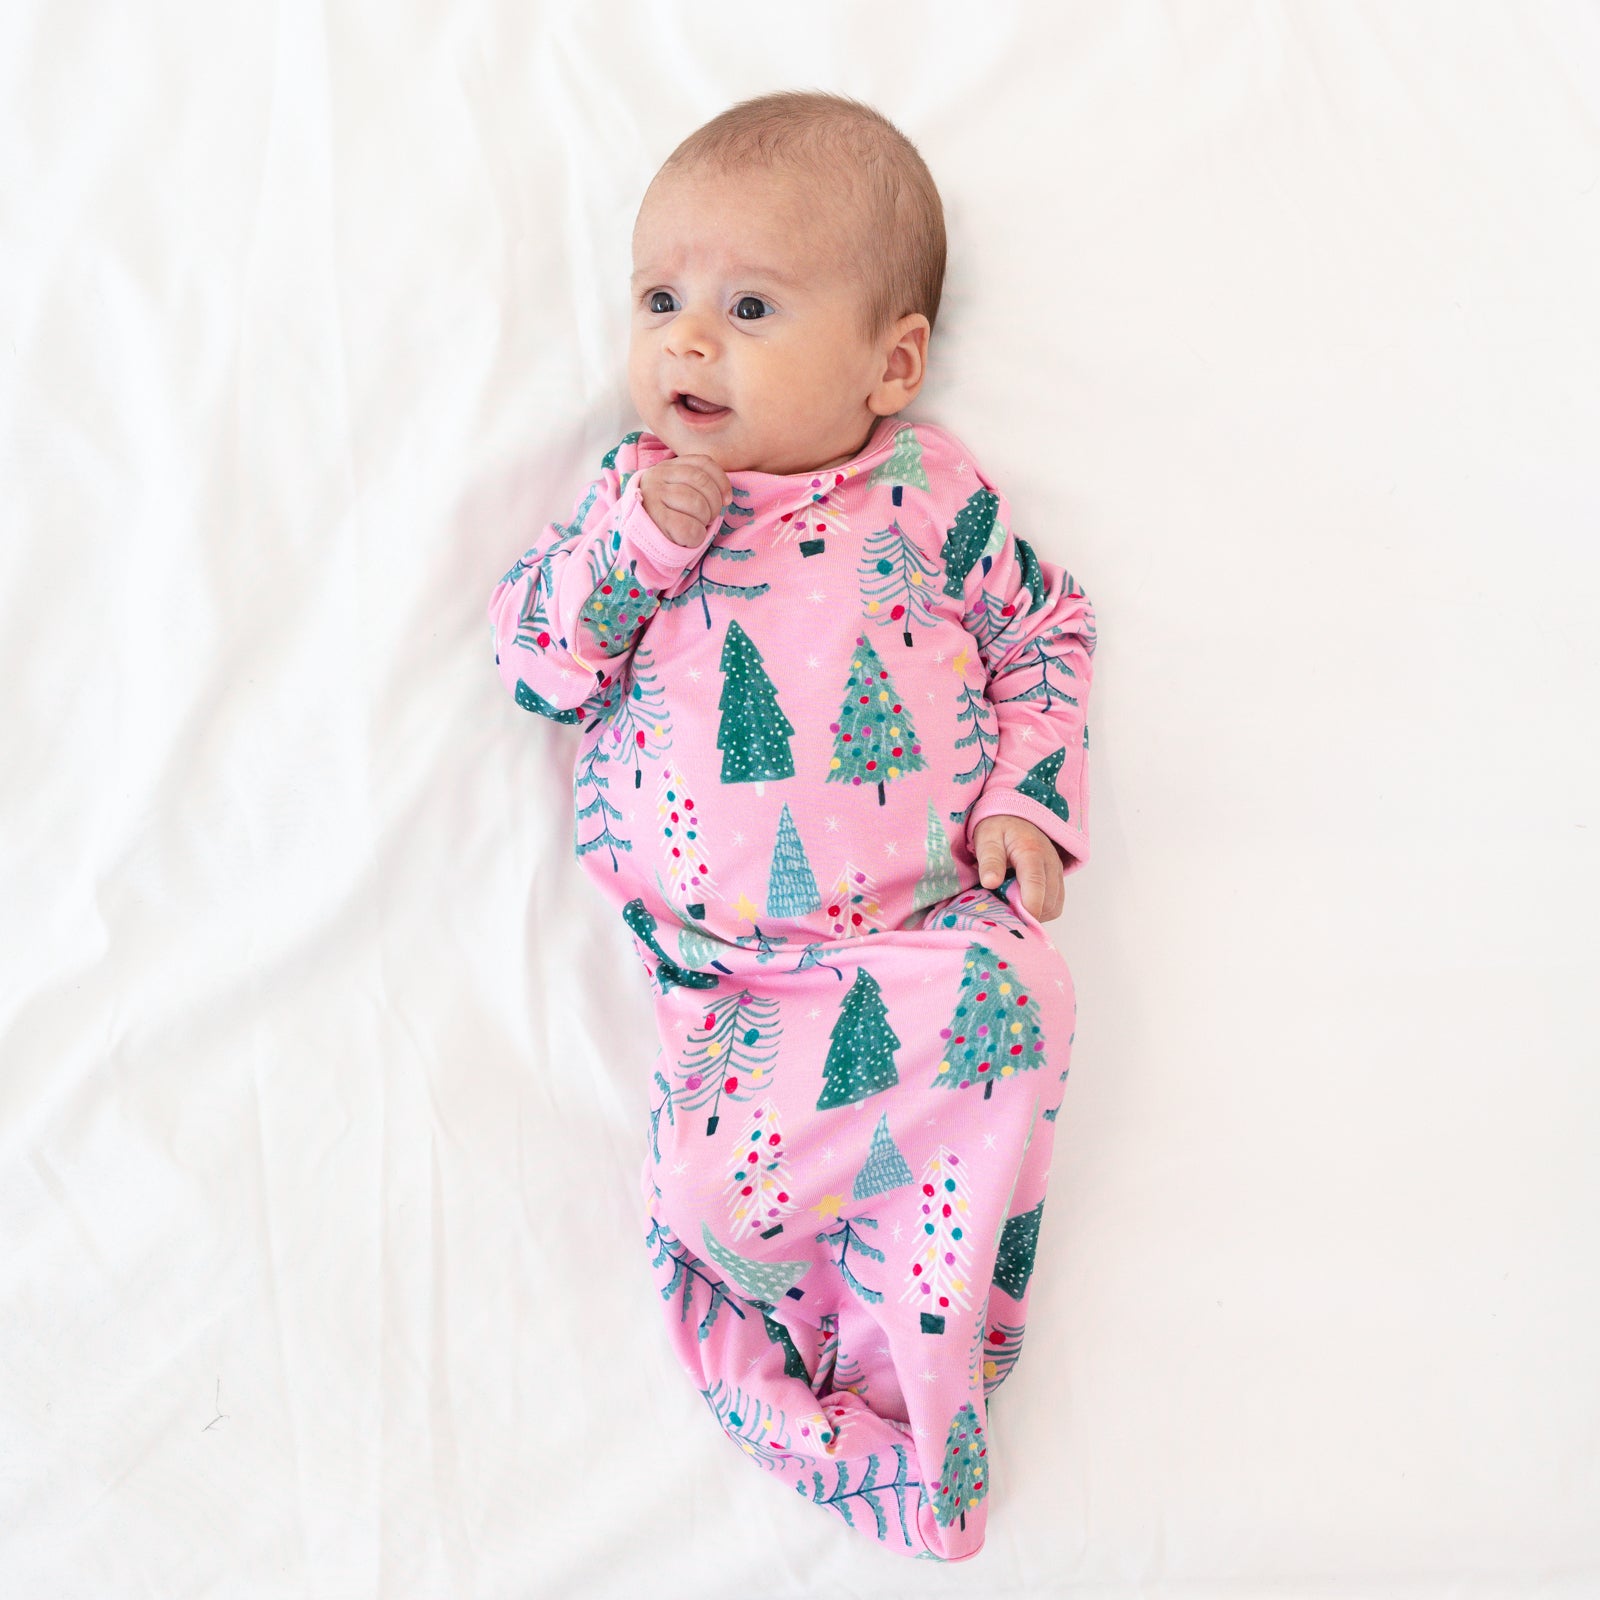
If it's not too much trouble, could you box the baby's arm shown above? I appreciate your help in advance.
[951,474,1097,877]
[487,443,705,719]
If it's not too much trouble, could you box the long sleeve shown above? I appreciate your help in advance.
[488,449,702,721]
[947,474,1097,877]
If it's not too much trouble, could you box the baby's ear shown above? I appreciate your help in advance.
[869,313,931,416]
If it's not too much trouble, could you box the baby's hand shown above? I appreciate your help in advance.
[972,814,1064,922]
[637,454,733,548]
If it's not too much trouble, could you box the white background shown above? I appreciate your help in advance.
[3,2,1597,1596]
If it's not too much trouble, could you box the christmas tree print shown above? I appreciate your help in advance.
[766,803,822,919]
[579,543,660,658]
[592,642,670,790]
[622,899,718,993]
[920,882,1027,939]
[930,1402,989,1530]
[675,918,735,977]
[1044,1026,1074,1123]
[816,967,901,1111]
[762,1310,811,1381]
[909,801,960,920]
[647,1215,749,1343]
[701,1379,800,1470]
[717,619,796,787]
[513,677,580,725]
[903,1146,974,1334]
[823,861,885,939]
[599,430,642,471]
[657,488,766,631]
[851,1112,914,1201]
[994,631,1082,714]
[950,681,999,797]
[940,487,1003,598]
[700,1220,811,1306]
[827,634,928,806]
[810,1311,840,1397]
[932,944,1047,1098]
[860,520,940,647]
[674,988,781,1136]
[833,1347,869,1399]
[992,1199,1044,1300]
[648,1068,674,1163]
[963,586,1025,667]
[795,1445,917,1546]
[511,482,601,651]
[724,1101,798,1239]
[1014,747,1073,831]
[655,762,718,912]
[866,423,930,506]
[981,1318,1028,1396]
[574,738,629,869]
[815,1215,886,1304]
[772,470,854,556]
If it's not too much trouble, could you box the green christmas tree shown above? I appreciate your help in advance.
[717,619,795,785]
[826,633,928,806]
[940,487,1001,598]
[599,430,642,471]
[851,1112,914,1200]
[866,424,930,506]
[674,987,782,1135]
[766,803,821,918]
[931,943,1048,1099]
[579,548,660,657]
[930,1402,990,1530]
[909,801,960,919]
[992,1199,1044,1300]
[700,1220,811,1306]
[816,967,901,1110]
[1015,748,1073,831]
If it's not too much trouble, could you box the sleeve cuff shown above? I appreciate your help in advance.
[611,473,706,588]
[964,787,1090,877]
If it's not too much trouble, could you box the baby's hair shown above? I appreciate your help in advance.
[651,89,947,342]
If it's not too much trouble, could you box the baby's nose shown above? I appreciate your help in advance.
[664,308,719,359]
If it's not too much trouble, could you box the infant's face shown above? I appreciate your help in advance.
[628,165,891,476]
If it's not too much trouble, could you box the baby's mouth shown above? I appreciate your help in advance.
[674,392,730,417]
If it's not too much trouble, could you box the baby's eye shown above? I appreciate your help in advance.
[648,291,677,314]
[733,295,773,321]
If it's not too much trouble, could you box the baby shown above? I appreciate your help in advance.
[489,90,1096,1562]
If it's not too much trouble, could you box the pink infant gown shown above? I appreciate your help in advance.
[487,414,1096,1562]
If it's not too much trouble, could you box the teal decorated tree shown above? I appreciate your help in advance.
[724,1100,797,1239]
[579,545,660,658]
[963,586,1024,665]
[1014,747,1074,832]
[866,424,930,506]
[816,967,901,1110]
[826,633,928,806]
[595,641,669,787]
[701,1379,800,1470]
[658,488,766,630]
[981,1318,1027,1396]
[939,486,1002,598]
[851,1112,914,1201]
[815,1215,885,1304]
[766,803,821,918]
[909,801,960,919]
[950,681,999,796]
[674,988,781,1135]
[931,944,1048,1098]
[717,619,795,788]
[860,520,940,647]
[574,739,629,870]
[511,481,601,651]
[993,1199,1044,1300]
[930,1402,989,1530]
[700,1220,811,1306]
[902,1145,974,1334]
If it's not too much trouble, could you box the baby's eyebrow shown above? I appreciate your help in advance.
[630,262,803,290]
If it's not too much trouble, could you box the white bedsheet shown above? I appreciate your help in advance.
[4,2,1598,1595]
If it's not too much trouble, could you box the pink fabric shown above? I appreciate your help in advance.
[488,415,1096,1559]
